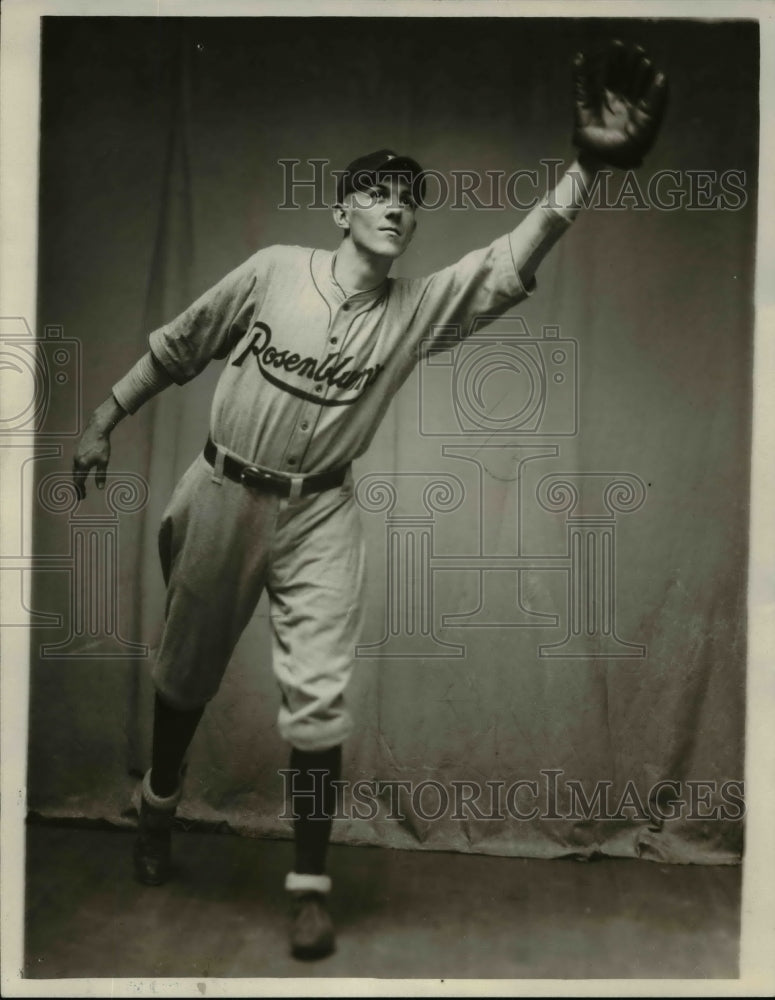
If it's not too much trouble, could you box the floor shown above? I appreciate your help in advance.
[24,823,740,981]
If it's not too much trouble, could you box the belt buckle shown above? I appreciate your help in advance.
[240,465,277,490]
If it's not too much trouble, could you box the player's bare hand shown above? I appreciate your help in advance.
[572,39,668,170]
[72,417,111,500]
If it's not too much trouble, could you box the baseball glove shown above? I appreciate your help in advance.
[572,39,669,169]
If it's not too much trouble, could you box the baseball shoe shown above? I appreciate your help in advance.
[285,872,335,960]
[133,769,182,886]
[289,891,336,960]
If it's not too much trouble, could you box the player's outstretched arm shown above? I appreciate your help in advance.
[72,351,173,499]
[512,40,668,286]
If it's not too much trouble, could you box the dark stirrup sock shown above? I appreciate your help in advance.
[289,745,342,876]
[149,693,206,798]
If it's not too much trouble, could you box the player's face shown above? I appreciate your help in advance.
[340,176,418,259]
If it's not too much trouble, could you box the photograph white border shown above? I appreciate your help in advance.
[2,1,773,996]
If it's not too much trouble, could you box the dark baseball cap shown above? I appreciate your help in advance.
[336,148,426,206]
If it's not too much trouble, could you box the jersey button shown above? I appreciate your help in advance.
[301,421,309,430]
[315,384,322,393]
[288,457,296,466]
[330,336,338,344]
[342,303,350,312]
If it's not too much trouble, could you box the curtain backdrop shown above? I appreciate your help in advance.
[28,16,756,864]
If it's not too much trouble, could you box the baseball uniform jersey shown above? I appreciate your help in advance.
[113,218,562,750]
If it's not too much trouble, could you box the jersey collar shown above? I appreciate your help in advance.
[311,249,388,312]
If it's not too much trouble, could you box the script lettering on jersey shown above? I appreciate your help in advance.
[231,322,385,406]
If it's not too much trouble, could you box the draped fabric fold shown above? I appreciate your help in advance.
[29,17,754,865]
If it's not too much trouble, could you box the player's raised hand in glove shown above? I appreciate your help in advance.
[572,39,668,170]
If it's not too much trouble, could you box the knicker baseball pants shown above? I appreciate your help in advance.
[152,451,365,752]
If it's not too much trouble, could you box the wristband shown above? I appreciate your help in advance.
[112,351,173,415]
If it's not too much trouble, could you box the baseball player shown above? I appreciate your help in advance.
[72,41,667,960]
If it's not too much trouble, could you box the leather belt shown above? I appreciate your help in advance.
[203,437,348,498]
